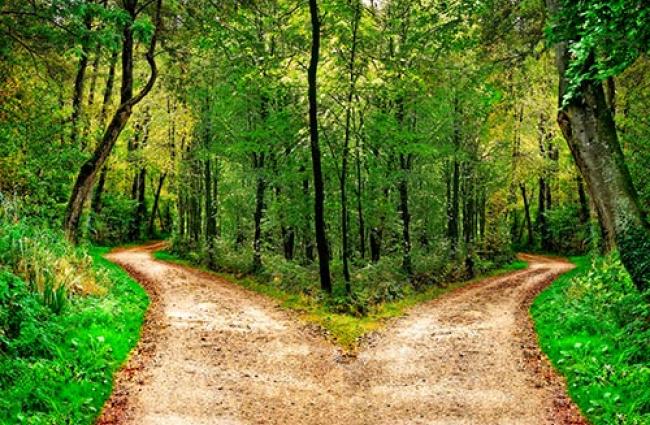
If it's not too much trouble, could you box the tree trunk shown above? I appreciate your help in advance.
[205,159,216,247]
[520,183,533,247]
[70,11,93,149]
[131,168,147,240]
[547,0,650,292]
[64,0,162,243]
[537,176,551,250]
[301,169,314,262]
[149,172,167,237]
[91,165,108,215]
[252,153,266,272]
[398,154,412,276]
[308,0,332,293]
[356,144,365,259]
[576,174,589,226]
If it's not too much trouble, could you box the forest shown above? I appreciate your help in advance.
[0,0,649,424]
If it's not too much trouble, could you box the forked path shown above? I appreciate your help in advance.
[98,244,586,425]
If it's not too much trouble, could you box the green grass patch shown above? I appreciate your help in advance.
[155,250,527,350]
[0,246,149,425]
[532,255,650,425]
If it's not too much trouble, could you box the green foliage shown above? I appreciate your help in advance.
[547,0,650,104]
[155,247,525,349]
[0,214,107,311]
[532,255,650,425]
[0,220,149,424]
[616,221,650,293]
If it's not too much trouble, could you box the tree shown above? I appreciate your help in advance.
[308,0,332,293]
[63,0,163,242]
[546,0,650,292]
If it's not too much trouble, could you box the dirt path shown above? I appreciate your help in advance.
[98,245,586,425]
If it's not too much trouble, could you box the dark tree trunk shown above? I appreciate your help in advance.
[64,0,162,243]
[205,158,216,263]
[70,12,93,149]
[302,170,314,262]
[149,172,166,237]
[520,183,534,247]
[370,188,388,263]
[576,174,590,226]
[130,167,146,240]
[398,154,412,276]
[547,0,650,292]
[252,153,266,272]
[448,99,461,256]
[356,145,365,259]
[97,50,119,131]
[91,165,108,215]
[308,0,332,293]
[537,176,551,250]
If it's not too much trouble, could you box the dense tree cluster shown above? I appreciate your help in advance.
[1,0,648,295]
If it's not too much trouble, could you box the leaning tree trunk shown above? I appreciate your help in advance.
[308,0,332,293]
[546,0,650,292]
[64,0,162,243]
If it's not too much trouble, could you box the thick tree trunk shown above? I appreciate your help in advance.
[546,0,649,292]
[64,0,162,243]
[308,0,332,293]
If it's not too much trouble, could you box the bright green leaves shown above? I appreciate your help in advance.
[547,0,650,106]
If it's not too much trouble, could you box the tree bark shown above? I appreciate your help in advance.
[149,172,167,237]
[64,0,162,243]
[520,183,533,247]
[308,0,332,293]
[252,153,266,272]
[546,0,650,292]
[576,174,590,226]
[70,10,93,149]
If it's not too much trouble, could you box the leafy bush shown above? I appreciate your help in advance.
[532,254,650,425]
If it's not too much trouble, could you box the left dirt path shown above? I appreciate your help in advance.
[97,243,352,425]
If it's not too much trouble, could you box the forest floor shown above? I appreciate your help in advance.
[97,243,587,425]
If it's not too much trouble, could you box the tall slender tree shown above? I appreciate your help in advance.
[308,0,332,293]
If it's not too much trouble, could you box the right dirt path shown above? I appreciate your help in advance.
[99,247,587,425]
[354,254,586,425]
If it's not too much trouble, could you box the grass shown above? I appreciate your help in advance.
[532,255,650,425]
[155,250,527,350]
[0,246,149,425]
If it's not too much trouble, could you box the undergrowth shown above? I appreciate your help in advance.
[532,254,650,425]
[0,218,148,424]
[155,249,526,349]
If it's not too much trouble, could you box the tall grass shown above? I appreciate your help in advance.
[532,255,650,425]
[0,199,149,424]
[0,220,107,313]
